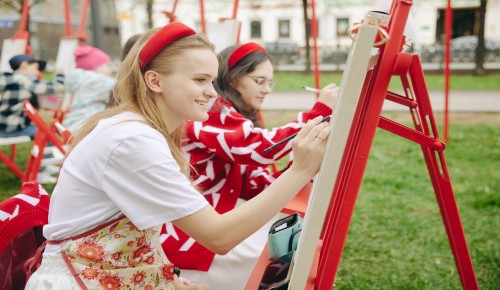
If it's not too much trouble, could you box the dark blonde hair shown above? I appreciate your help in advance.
[71,27,214,176]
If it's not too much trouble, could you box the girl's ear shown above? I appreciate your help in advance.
[143,70,162,93]
[227,76,238,88]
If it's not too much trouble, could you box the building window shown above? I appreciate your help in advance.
[251,20,262,38]
[337,18,349,36]
[278,19,290,38]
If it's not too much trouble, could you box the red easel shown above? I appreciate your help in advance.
[246,0,478,289]
[317,0,478,289]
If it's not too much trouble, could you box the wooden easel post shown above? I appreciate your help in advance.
[288,24,379,290]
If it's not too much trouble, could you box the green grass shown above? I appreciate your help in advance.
[1,117,498,289]
[273,72,500,91]
[262,111,499,289]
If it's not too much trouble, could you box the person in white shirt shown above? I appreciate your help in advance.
[25,22,330,290]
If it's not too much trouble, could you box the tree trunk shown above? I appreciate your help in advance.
[475,0,487,75]
[146,0,154,29]
[302,0,311,73]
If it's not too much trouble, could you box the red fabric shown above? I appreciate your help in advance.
[161,98,332,270]
[228,42,267,69]
[0,181,49,290]
[139,22,196,69]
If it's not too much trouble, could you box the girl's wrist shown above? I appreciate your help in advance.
[286,165,317,184]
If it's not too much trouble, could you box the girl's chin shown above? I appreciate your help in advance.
[190,113,209,122]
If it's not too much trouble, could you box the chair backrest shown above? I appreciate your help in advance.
[0,181,49,290]
[23,101,72,182]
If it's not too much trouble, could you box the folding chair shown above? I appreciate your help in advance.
[0,101,72,183]
[0,181,49,290]
[22,101,72,182]
[0,136,32,180]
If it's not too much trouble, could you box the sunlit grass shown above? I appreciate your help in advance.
[261,111,499,289]
[273,71,500,91]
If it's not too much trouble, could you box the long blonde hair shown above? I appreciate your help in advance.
[71,27,214,176]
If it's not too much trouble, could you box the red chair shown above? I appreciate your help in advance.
[0,101,72,183]
[0,136,32,180]
[23,101,72,182]
[0,181,49,290]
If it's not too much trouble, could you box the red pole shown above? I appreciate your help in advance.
[18,0,29,33]
[13,0,30,42]
[199,0,206,33]
[443,0,452,142]
[232,0,239,19]
[76,0,91,42]
[310,0,321,91]
[172,0,179,13]
[63,0,72,37]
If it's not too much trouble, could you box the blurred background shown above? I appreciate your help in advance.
[0,0,498,74]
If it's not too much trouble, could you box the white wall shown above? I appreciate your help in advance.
[115,0,500,49]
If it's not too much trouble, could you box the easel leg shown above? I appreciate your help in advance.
[408,57,478,290]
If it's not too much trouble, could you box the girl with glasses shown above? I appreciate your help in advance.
[161,42,339,289]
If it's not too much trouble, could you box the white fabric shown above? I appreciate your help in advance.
[25,253,80,290]
[181,198,286,290]
[62,68,115,133]
[44,112,209,253]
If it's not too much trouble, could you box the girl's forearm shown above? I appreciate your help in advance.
[214,167,312,251]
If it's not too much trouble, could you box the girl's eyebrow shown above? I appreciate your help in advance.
[249,75,272,80]
[194,73,217,78]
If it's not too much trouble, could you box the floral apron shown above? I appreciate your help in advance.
[28,215,176,290]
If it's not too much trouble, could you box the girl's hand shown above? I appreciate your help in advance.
[289,115,330,179]
[317,83,340,109]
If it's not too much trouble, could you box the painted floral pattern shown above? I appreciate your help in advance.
[59,216,175,289]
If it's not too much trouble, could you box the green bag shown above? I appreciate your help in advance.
[268,212,302,260]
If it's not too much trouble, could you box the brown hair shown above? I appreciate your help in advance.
[71,27,214,176]
[214,44,272,127]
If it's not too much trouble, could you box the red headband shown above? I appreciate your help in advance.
[139,22,196,69]
[228,42,267,69]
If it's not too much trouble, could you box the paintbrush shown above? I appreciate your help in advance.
[302,86,321,93]
[263,115,331,153]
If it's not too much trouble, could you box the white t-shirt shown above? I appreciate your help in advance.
[44,112,208,252]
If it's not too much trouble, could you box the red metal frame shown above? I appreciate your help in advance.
[310,0,321,92]
[74,0,91,43]
[0,102,72,183]
[8,0,31,54]
[63,0,73,37]
[0,138,30,179]
[23,102,71,182]
[162,0,179,23]
[315,1,478,289]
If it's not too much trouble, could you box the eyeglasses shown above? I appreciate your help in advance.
[246,76,275,90]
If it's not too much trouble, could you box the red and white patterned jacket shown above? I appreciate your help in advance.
[162,97,332,270]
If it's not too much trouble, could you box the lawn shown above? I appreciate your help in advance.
[272,72,500,91]
[261,111,499,289]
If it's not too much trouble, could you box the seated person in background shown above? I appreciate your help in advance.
[62,45,115,134]
[0,54,65,139]
[161,42,339,289]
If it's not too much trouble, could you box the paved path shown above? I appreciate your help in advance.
[262,90,500,112]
